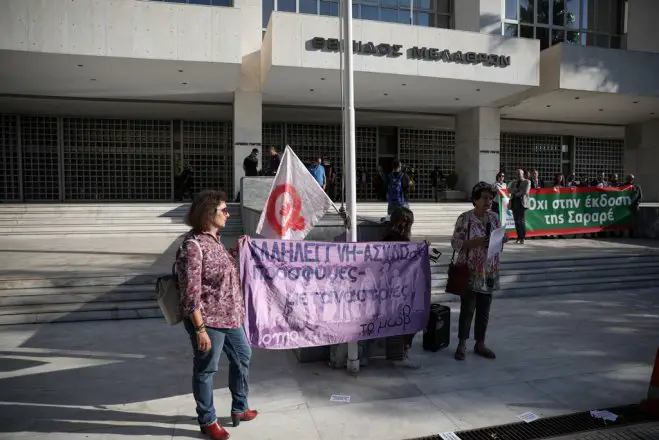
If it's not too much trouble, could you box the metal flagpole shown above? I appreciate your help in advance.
[341,0,360,374]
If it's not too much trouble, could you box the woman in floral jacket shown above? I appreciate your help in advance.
[450,182,506,361]
[176,189,257,440]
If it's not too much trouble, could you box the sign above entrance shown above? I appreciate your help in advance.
[308,37,511,68]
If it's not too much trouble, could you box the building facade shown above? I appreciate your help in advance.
[0,0,658,203]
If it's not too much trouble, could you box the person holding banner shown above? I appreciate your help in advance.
[451,182,504,361]
[176,190,257,440]
[381,206,421,368]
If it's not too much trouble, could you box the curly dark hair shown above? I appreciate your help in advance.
[388,206,414,239]
[185,189,228,232]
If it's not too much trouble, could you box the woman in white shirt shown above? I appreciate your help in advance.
[492,172,507,218]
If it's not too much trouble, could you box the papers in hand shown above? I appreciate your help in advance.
[487,227,507,260]
[590,410,618,422]
[329,394,351,403]
[517,411,540,423]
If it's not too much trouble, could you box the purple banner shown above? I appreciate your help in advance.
[239,238,431,350]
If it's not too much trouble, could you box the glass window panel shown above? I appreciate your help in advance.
[189,0,211,4]
[319,0,339,15]
[536,26,550,50]
[594,0,610,32]
[299,0,317,14]
[361,4,378,19]
[436,13,450,28]
[262,0,274,28]
[537,0,549,24]
[381,7,398,22]
[414,0,431,10]
[414,11,431,26]
[520,25,534,38]
[584,31,596,46]
[564,0,579,28]
[581,0,592,30]
[566,30,580,44]
[552,0,565,26]
[399,9,411,24]
[382,0,398,6]
[504,23,519,37]
[595,33,609,47]
[505,0,517,20]
[353,3,359,18]
[211,0,232,5]
[437,0,451,13]
[278,0,296,12]
[520,0,534,23]
[551,29,565,45]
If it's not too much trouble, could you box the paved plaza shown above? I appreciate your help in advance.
[0,287,658,440]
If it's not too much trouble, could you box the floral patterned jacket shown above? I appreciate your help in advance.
[450,210,501,293]
[175,231,244,329]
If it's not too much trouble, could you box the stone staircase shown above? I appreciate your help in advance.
[1,202,658,325]
[3,251,659,325]
[0,203,243,236]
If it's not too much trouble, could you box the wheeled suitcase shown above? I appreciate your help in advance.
[423,304,451,352]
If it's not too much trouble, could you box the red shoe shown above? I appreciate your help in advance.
[231,409,258,427]
[200,422,230,440]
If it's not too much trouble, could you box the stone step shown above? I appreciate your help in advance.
[0,274,160,290]
[0,225,243,235]
[0,302,163,325]
[0,285,155,307]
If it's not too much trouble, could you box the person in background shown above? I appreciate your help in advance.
[530,169,542,189]
[625,174,643,237]
[592,172,608,187]
[524,170,530,180]
[609,173,620,187]
[508,169,531,244]
[553,173,565,188]
[323,157,336,201]
[382,206,421,369]
[243,148,259,177]
[266,146,281,176]
[386,159,410,215]
[566,173,578,188]
[431,166,443,203]
[177,190,258,440]
[308,156,326,190]
[451,182,505,361]
[492,171,507,218]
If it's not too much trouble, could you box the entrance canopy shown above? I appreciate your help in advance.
[261,12,540,113]
[499,43,659,125]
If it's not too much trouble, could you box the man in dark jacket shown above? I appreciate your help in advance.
[386,159,410,215]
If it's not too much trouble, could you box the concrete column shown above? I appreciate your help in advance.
[233,0,263,198]
[626,0,659,53]
[453,0,502,35]
[455,107,501,195]
[233,91,262,198]
[625,118,659,202]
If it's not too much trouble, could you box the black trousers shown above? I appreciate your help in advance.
[458,291,492,342]
[512,206,527,241]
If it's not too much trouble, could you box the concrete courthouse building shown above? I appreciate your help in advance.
[1,0,658,203]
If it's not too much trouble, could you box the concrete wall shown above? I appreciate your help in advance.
[0,0,242,63]
[455,107,500,194]
[626,0,659,53]
[266,12,539,86]
[453,0,502,35]
[625,118,659,202]
[556,44,659,97]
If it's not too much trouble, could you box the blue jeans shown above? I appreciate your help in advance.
[184,320,252,426]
